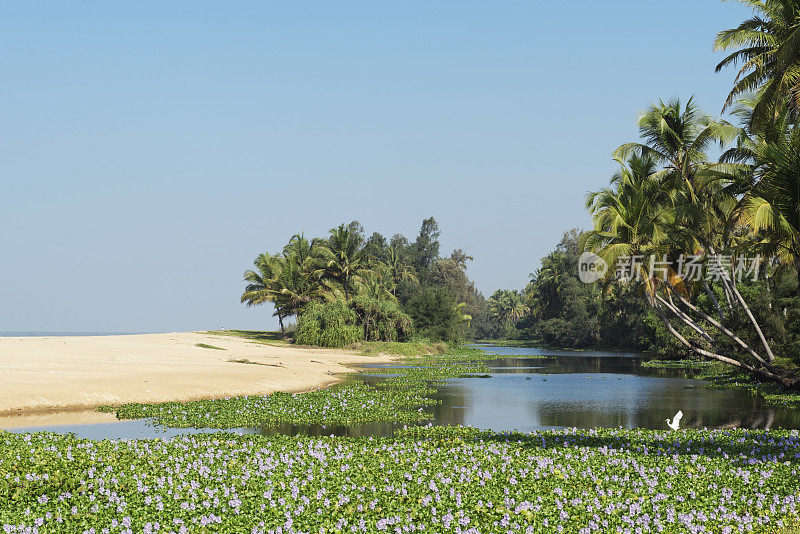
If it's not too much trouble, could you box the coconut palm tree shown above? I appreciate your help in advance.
[241,252,291,332]
[241,235,332,330]
[613,98,737,203]
[736,118,800,293]
[380,245,419,297]
[317,224,373,302]
[584,154,676,303]
[611,99,776,359]
[356,272,396,302]
[715,0,800,129]
[488,290,530,326]
[585,146,792,386]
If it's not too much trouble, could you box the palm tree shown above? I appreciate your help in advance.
[241,252,290,332]
[380,245,419,297]
[317,224,372,302]
[584,154,675,303]
[736,117,800,293]
[585,141,792,387]
[528,250,579,319]
[715,0,800,129]
[614,98,737,203]
[356,272,396,302]
[488,290,530,326]
[241,234,331,331]
[612,99,775,360]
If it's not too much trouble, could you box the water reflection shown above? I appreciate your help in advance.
[434,345,800,431]
[5,345,799,439]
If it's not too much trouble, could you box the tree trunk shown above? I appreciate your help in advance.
[665,283,772,369]
[709,248,776,362]
[656,294,714,343]
[278,314,285,334]
[702,278,726,322]
[652,302,797,389]
[796,256,800,297]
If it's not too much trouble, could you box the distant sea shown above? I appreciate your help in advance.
[0,332,145,337]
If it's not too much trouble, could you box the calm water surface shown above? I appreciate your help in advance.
[5,344,799,439]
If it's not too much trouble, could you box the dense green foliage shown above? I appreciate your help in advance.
[2,428,799,532]
[483,230,674,353]
[485,84,800,390]
[294,301,363,348]
[243,218,487,343]
[714,0,800,129]
[349,296,413,342]
[403,288,461,342]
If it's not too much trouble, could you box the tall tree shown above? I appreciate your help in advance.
[612,99,774,359]
[241,252,288,331]
[586,111,794,387]
[363,232,389,264]
[733,114,800,293]
[318,223,372,302]
[715,0,800,129]
[411,217,441,274]
[381,245,418,297]
[614,97,737,203]
[241,235,329,330]
[488,290,530,326]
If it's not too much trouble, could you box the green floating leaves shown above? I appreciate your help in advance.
[1,428,800,532]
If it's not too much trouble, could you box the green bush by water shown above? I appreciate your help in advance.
[294,301,363,348]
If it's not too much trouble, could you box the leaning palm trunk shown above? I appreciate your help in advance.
[665,283,770,368]
[796,257,800,298]
[656,294,714,343]
[650,299,797,389]
[707,248,776,362]
[701,278,726,322]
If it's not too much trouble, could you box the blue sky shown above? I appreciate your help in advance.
[1,1,754,332]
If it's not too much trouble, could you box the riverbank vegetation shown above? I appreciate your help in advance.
[480,1,800,391]
[242,218,488,347]
[105,349,495,429]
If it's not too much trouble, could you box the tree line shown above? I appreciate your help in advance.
[486,0,800,389]
[241,218,487,346]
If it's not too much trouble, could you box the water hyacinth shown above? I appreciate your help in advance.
[1,427,800,532]
[113,381,438,429]
[111,358,491,429]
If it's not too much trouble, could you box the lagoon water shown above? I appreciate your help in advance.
[4,344,799,439]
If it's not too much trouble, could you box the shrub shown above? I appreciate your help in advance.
[350,296,413,342]
[294,301,363,348]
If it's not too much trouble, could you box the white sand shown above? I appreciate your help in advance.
[0,332,394,416]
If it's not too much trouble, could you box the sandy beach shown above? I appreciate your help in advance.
[0,332,395,417]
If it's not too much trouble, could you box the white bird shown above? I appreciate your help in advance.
[666,410,683,431]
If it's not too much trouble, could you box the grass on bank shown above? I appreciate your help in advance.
[194,342,225,350]
[203,330,290,346]
[203,329,484,359]
[641,358,714,370]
